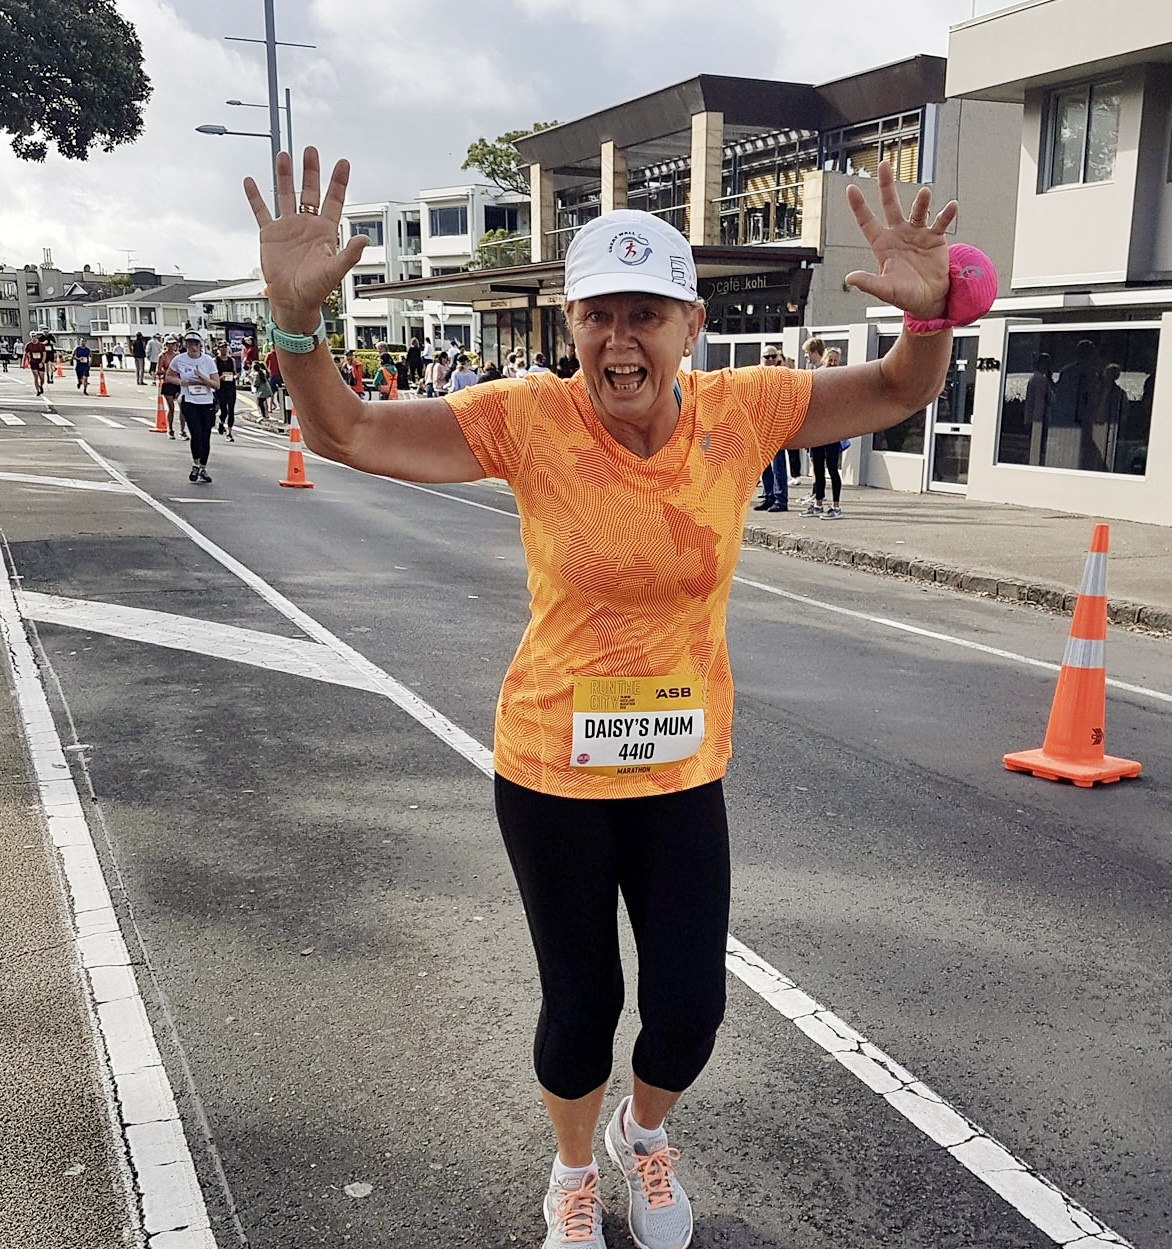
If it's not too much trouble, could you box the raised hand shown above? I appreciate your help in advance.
[243,147,368,333]
[844,160,958,322]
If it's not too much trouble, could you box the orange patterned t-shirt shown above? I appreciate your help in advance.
[445,366,811,799]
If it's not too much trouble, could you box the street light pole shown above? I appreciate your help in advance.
[263,0,281,207]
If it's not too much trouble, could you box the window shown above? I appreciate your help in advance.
[110,305,129,323]
[0,280,17,300]
[1046,80,1120,188]
[484,205,520,234]
[997,326,1157,475]
[871,333,926,453]
[429,206,468,237]
[163,308,185,326]
[429,266,463,276]
[26,282,38,296]
[0,309,20,327]
[140,307,156,325]
[353,271,388,287]
[350,218,384,245]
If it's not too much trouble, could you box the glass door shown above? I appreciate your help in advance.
[927,333,978,492]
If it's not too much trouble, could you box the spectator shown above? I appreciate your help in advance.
[753,345,789,511]
[529,352,552,374]
[132,332,147,384]
[341,348,366,398]
[405,337,424,382]
[446,353,478,393]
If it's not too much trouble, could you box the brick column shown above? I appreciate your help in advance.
[689,111,724,246]
[601,141,628,213]
[529,162,556,262]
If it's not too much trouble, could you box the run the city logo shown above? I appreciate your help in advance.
[609,232,653,265]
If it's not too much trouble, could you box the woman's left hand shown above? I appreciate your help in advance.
[844,160,958,321]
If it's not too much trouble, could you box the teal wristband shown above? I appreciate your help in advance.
[267,313,327,354]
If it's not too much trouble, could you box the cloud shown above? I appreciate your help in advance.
[1,0,986,279]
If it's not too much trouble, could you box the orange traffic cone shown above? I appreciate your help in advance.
[97,370,109,397]
[278,410,314,489]
[150,383,168,433]
[1003,524,1141,787]
[56,359,64,378]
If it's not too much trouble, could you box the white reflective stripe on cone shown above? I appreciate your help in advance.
[1062,637,1106,670]
[1078,552,1107,598]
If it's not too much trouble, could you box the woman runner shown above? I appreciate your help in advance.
[246,148,988,1249]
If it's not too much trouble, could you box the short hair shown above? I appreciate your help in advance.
[457,353,469,363]
[803,337,825,356]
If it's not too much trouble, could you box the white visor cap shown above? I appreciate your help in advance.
[563,210,697,305]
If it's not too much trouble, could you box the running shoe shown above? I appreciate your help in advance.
[752,499,773,511]
[768,502,788,512]
[217,424,225,434]
[198,468,212,484]
[188,465,200,483]
[168,431,175,439]
[822,506,842,519]
[802,502,823,516]
[604,1098,692,1249]
[542,1168,607,1248]
[181,432,188,440]
[226,433,234,442]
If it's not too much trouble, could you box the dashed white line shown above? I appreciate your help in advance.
[87,414,125,428]
[0,412,26,425]
[61,437,1133,1247]
[0,471,132,493]
[42,412,74,426]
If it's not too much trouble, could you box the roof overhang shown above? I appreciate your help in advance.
[512,60,946,181]
[359,246,821,308]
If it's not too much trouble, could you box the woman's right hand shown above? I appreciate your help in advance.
[243,147,368,334]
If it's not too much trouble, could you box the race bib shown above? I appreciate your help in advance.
[571,675,704,775]
[188,383,209,396]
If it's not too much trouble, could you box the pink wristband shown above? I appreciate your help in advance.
[903,243,998,335]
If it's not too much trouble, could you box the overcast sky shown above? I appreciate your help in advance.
[0,0,1005,281]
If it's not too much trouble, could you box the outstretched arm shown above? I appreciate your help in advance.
[244,148,484,483]
[791,161,957,449]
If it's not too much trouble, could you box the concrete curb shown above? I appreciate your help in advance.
[742,524,1172,637]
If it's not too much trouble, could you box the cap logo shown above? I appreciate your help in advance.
[610,231,652,266]
[670,256,690,288]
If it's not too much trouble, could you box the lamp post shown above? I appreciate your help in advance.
[195,124,277,204]
[226,91,294,153]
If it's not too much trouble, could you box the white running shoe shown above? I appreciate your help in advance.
[604,1098,692,1249]
[542,1168,607,1248]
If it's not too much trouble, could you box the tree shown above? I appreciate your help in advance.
[462,122,558,196]
[471,229,530,271]
[0,0,151,162]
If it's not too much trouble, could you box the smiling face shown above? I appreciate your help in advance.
[566,292,705,452]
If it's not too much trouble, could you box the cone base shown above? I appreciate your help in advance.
[279,479,314,489]
[1003,748,1141,787]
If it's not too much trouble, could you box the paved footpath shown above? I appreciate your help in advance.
[743,483,1172,635]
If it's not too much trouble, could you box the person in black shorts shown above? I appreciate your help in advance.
[72,336,92,394]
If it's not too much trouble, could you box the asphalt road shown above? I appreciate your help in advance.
[2,373,1170,1249]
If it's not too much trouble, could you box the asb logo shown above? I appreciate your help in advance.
[610,232,652,266]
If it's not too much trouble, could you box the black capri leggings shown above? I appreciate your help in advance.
[216,383,236,428]
[182,401,216,465]
[811,441,842,504]
[494,774,730,1101]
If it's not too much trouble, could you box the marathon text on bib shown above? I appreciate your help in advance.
[570,675,704,776]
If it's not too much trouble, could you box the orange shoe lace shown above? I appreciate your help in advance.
[626,1145,682,1210]
[553,1172,606,1243]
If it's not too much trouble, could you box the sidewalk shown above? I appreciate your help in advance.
[743,483,1172,635]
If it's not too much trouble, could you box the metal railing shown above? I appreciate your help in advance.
[714,182,804,245]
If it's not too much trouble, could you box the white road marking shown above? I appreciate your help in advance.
[0,412,26,425]
[130,416,155,426]
[0,549,209,1246]
[87,414,125,428]
[20,592,382,692]
[732,574,1172,705]
[725,938,1128,1247]
[59,437,1133,1247]
[167,497,229,504]
[42,412,74,426]
[0,471,132,494]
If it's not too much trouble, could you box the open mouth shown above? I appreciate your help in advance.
[604,364,647,392]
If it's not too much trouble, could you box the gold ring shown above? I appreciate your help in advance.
[298,203,319,215]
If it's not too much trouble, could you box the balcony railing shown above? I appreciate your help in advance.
[715,182,804,246]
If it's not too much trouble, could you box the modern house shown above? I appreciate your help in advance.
[86,281,229,357]
[942,0,1172,524]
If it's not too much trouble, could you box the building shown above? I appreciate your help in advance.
[191,279,269,349]
[338,200,423,350]
[364,58,1019,390]
[0,265,37,354]
[87,281,231,356]
[942,0,1172,524]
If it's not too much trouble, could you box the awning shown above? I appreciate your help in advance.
[357,245,820,310]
